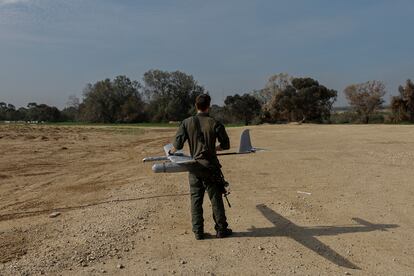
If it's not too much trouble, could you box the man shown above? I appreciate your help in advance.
[169,94,232,240]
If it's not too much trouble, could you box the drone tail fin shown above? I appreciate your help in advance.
[238,129,254,153]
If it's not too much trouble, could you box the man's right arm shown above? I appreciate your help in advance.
[215,122,230,151]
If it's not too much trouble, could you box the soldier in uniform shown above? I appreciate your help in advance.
[169,94,232,240]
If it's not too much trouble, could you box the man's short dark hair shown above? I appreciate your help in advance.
[195,94,211,111]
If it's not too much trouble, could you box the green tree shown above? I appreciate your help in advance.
[0,103,25,121]
[80,76,144,123]
[17,107,28,121]
[293,78,337,122]
[24,102,62,122]
[6,104,16,121]
[266,77,337,123]
[38,104,61,122]
[0,102,7,120]
[26,102,39,121]
[344,80,386,124]
[143,70,206,122]
[266,85,298,122]
[1,102,62,122]
[224,93,261,125]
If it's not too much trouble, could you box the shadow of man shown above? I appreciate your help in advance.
[233,204,398,270]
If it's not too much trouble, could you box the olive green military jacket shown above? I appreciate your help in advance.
[173,112,230,168]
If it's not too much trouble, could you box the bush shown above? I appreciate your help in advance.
[368,113,385,124]
[330,112,359,124]
[330,111,388,124]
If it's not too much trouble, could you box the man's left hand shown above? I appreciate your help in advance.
[168,147,177,156]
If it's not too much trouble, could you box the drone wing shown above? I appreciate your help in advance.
[168,155,196,164]
[163,144,196,164]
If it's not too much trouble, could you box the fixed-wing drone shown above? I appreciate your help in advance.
[143,129,258,173]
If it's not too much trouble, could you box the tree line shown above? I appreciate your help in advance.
[1,69,413,125]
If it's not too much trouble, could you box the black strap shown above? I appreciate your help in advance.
[193,115,205,145]
[193,115,212,162]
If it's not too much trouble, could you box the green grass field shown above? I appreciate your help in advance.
[43,122,245,128]
[0,121,246,128]
[43,122,179,127]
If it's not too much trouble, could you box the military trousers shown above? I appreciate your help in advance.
[188,172,228,234]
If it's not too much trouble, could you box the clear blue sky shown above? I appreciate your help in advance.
[1,0,413,108]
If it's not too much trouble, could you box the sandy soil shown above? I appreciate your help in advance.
[0,124,413,275]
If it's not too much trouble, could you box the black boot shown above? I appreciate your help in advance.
[195,232,205,240]
[216,228,232,238]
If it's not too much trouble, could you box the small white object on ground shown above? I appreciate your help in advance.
[49,212,61,218]
[297,191,312,195]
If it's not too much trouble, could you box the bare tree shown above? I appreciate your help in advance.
[391,96,407,122]
[344,80,386,123]
[253,73,292,106]
[391,79,414,122]
[66,95,80,109]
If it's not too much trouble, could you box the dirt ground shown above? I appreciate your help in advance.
[0,124,413,276]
